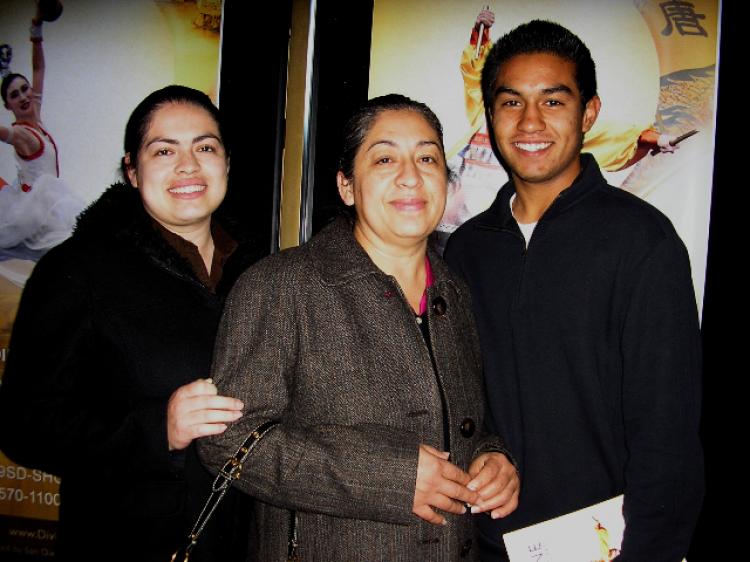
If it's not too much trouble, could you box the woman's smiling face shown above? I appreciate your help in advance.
[4,76,34,120]
[127,102,228,235]
[337,108,448,250]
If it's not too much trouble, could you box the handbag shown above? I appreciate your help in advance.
[170,419,292,561]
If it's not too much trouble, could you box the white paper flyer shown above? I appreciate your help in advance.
[503,495,626,562]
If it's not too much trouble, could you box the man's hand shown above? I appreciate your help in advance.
[476,9,495,29]
[467,452,520,519]
[656,133,679,153]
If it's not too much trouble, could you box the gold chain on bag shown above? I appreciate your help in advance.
[170,419,280,562]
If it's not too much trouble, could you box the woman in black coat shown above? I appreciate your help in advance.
[0,86,259,561]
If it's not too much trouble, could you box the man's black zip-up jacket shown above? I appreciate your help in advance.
[445,154,703,562]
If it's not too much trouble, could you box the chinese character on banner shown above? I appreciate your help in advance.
[660,0,708,36]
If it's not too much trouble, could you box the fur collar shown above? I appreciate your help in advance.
[73,183,259,290]
[73,182,144,240]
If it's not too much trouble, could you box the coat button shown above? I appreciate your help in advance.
[432,296,447,315]
[460,538,472,557]
[419,537,440,545]
[460,418,475,438]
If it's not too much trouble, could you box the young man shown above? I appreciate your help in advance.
[445,20,703,562]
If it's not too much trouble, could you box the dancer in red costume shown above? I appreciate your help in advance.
[0,3,83,255]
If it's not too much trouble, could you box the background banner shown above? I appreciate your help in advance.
[369,0,719,314]
[0,1,223,557]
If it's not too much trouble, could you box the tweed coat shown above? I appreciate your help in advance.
[198,217,507,562]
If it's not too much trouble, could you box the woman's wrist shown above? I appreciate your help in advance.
[30,21,43,42]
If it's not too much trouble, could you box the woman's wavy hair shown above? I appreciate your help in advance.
[338,93,450,180]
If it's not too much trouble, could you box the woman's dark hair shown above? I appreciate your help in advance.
[338,93,449,179]
[121,84,226,184]
[1,73,29,105]
[481,20,598,113]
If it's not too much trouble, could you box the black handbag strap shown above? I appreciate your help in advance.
[171,419,280,562]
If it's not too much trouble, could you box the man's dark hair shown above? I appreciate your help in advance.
[481,20,598,112]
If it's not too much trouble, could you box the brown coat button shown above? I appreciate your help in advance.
[460,417,475,438]
[432,296,447,315]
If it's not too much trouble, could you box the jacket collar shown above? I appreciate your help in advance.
[478,153,605,229]
[72,183,259,292]
[306,216,461,294]
[73,182,144,240]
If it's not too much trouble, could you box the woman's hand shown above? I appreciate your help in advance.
[412,444,480,525]
[467,452,520,519]
[167,378,244,451]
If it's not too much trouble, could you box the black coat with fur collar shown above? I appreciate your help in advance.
[0,183,261,561]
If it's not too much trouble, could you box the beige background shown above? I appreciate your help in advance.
[369,0,719,312]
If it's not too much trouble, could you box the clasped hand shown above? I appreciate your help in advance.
[412,444,520,525]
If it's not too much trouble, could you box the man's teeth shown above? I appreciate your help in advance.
[515,142,551,152]
[170,185,205,193]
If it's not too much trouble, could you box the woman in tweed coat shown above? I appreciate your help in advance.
[198,95,519,561]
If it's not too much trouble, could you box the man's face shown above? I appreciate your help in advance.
[489,52,600,193]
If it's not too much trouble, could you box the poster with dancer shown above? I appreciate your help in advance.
[0,1,223,557]
[369,0,719,314]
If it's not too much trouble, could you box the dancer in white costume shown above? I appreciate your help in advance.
[0,9,83,254]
